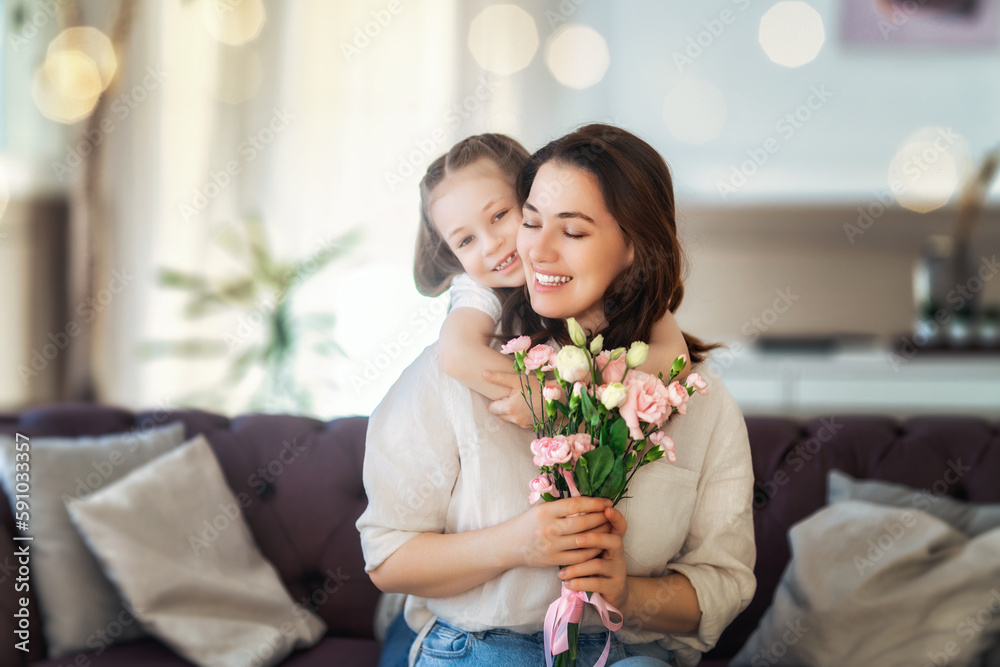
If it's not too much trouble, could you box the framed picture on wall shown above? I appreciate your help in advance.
[842,0,999,46]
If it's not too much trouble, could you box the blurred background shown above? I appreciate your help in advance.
[1,0,998,420]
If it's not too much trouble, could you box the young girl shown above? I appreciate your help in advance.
[414,133,691,425]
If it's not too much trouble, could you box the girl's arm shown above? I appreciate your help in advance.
[439,307,521,401]
[638,309,691,381]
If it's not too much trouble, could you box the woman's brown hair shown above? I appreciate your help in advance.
[500,124,720,365]
[414,134,531,297]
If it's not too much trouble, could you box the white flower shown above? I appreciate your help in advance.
[566,318,587,348]
[555,345,590,383]
[626,341,649,367]
[600,382,627,409]
[589,334,604,356]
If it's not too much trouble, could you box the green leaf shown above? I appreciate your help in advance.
[669,355,687,381]
[643,446,665,464]
[582,447,613,494]
[597,458,625,498]
[608,418,628,457]
[576,458,593,496]
[541,492,557,502]
[580,387,596,423]
[158,268,207,291]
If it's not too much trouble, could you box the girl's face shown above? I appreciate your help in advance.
[517,162,634,333]
[429,158,524,289]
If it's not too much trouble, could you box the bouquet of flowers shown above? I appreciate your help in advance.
[501,318,708,667]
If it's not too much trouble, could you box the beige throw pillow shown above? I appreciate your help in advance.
[0,421,186,658]
[65,434,327,667]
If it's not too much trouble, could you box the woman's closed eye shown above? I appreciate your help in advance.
[521,219,585,240]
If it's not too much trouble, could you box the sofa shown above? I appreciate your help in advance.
[1,404,997,666]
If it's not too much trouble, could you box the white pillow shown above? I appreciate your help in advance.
[732,500,1000,666]
[66,434,327,667]
[828,469,1000,537]
[0,421,186,658]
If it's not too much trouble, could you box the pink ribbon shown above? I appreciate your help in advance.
[543,583,624,667]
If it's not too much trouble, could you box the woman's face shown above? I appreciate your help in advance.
[517,161,634,333]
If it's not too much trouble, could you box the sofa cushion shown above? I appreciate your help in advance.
[0,421,186,659]
[199,414,380,640]
[705,415,1000,660]
[67,434,327,667]
[828,468,1000,537]
[731,500,1000,666]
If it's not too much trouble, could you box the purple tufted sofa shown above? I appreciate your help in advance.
[1,404,998,666]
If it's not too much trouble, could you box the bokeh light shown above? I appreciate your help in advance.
[202,0,267,46]
[211,46,264,104]
[467,4,538,75]
[759,2,825,68]
[662,79,727,144]
[31,50,102,123]
[888,127,969,213]
[48,27,117,91]
[545,24,610,90]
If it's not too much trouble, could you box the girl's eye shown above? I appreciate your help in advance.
[458,236,474,248]
[492,209,508,223]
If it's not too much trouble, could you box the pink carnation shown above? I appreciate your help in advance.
[500,335,532,355]
[649,431,677,463]
[685,373,708,395]
[542,384,565,403]
[524,344,556,371]
[528,474,557,504]
[666,381,690,415]
[596,350,628,384]
[618,370,671,440]
[563,433,594,463]
[530,437,573,467]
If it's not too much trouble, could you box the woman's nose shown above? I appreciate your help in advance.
[526,227,558,264]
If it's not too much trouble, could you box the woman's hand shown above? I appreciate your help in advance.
[557,507,630,612]
[484,370,541,430]
[504,497,613,569]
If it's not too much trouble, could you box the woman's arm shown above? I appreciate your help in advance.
[439,307,520,401]
[369,497,613,598]
[638,309,690,381]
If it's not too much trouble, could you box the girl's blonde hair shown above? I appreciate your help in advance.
[414,134,531,297]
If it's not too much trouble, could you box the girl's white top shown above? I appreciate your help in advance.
[449,273,502,323]
[356,344,756,667]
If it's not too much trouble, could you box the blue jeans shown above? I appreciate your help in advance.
[381,613,676,667]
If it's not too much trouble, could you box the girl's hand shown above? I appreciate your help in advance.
[558,507,630,612]
[484,370,540,430]
[505,497,612,569]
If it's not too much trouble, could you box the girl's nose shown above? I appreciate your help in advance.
[484,230,504,255]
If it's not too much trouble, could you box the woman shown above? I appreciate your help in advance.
[357,125,755,667]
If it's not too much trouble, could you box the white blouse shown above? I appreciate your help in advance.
[356,343,756,667]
